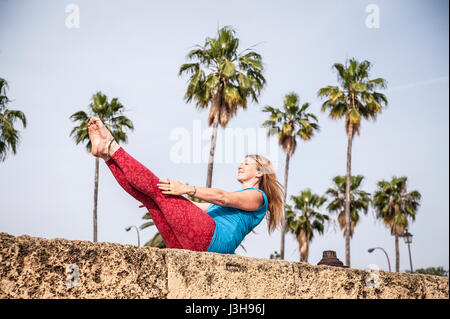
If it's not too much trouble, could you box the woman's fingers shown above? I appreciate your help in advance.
[158,179,172,192]
[158,179,184,195]
[157,180,169,187]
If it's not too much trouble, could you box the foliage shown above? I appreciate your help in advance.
[406,267,449,277]
[269,251,281,260]
[285,190,328,262]
[317,58,388,137]
[0,77,27,162]
[69,91,134,151]
[262,92,319,155]
[325,175,371,237]
[372,176,421,236]
[179,26,266,128]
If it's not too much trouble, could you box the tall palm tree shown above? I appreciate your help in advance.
[262,92,320,259]
[372,176,421,272]
[325,175,371,238]
[0,78,27,162]
[179,26,266,188]
[69,92,134,242]
[318,58,388,266]
[285,189,328,262]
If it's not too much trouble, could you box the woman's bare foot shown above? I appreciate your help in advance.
[88,117,116,161]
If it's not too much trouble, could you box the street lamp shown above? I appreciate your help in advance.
[402,228,413,273]
[368,247,391,272]
[125,225,141,247]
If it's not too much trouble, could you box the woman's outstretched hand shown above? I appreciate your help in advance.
[157,179,189,196]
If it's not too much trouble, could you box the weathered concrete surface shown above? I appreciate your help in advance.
[0,232,448,299]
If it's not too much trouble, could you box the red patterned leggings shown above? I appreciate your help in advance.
[105,147,216,251]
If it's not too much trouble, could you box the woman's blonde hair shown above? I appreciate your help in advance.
[246,154,285,233]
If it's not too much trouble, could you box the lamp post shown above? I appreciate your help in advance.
[125,225,140,247]
[402,228,413,273]
[368,247,391,272]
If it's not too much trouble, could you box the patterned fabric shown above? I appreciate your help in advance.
[106,160,182,249]
[106,147,216,252]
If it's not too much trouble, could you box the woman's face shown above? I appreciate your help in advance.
[237,156,260,183]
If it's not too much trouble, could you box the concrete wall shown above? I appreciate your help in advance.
[0,232,448,299]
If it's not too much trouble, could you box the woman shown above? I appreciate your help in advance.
[88,116,284,254]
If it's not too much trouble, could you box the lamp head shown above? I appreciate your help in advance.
[403,229,413,244]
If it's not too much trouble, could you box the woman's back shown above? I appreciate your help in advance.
[206,188,268,254]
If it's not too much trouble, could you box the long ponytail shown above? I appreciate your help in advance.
[246,154,285,233]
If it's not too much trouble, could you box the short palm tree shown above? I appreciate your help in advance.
[318,58,388,266]
[262,92,320,259]
[69,92,134,242]
[372,176,421,272]
[325,175,371,238]
[179,26,266,188]
[285,189,328,262]
[0,78,27,162]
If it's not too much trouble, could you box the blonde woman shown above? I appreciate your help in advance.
[88,116,284,254]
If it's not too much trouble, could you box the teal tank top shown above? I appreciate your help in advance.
[206,187,268,254]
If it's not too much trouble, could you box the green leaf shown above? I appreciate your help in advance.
[205,74,219,90]
[220,59,236,78]
[282,122,293,136]
[351,82,367,92]
[140,221,155,229]
[347,107,361,124]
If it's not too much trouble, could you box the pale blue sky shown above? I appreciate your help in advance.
[0,0,448,272]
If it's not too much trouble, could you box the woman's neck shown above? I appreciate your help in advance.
[241,179,259,189]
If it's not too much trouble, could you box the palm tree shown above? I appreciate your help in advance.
[69,92,134,242]
[325,175,371,238]
[179,26,266,188]
[285,190,328,262]
[318,58,388,267]
[262,92,320,259]
[372,176,421,272]
[0,78,27,162]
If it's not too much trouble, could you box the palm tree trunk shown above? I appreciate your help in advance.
[344,125,353,267]
[395,234,400,272]
[93,157,99,242]
[206,113,219,188]
[299,229,309,263]
[280,152,290,260]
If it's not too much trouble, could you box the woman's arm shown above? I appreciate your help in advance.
[193,186,263,211]
[157,179,263,211]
